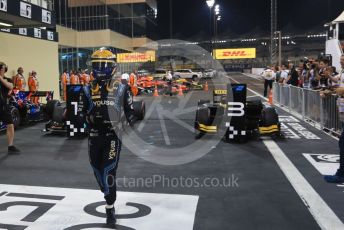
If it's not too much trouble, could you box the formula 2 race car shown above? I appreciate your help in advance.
[9,90,54,127]
[194,84,281,142]
[0,91,53,131]
[44,84,145,137]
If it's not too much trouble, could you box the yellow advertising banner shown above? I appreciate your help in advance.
[213,48,256,59]
[117,51,156,63]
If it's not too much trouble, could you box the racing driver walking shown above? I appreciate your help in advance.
[84,48,137,226]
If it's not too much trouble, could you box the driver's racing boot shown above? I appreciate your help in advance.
[106,207,117,226]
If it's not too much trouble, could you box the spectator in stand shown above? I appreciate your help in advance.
[275,66,281,82]
[309,63,320,89]
[261,66,276,97]
[285,63,299,87]
[325,54,344,183]
[300,61,310,88]
[324,66,339,87]
[325,61,344,88]
[319,59,330,88]
[279,64,289,84]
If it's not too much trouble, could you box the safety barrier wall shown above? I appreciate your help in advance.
[273,83,342,135]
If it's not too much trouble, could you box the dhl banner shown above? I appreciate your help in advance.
[213,48,256,60]
[117,51,156,63]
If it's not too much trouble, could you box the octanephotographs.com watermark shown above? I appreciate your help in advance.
[106,174,240,189]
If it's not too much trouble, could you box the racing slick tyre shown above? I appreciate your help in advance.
[195,105,211,139]
[10,107,20,129]
[271,127,284,140]
[259,107,280,136]
[45,100,60,120]
[196,107,210,125]
[52,105,66,124]
[195,100,211,133]
[260,107,279,127]
[246,100,263,116]
[245,100,263,131]
[133,101,145,120]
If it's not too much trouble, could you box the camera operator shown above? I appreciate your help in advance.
[319,59,330,88]
[0,62,20,154]
[285,63,299,87]
[309,62,320,89]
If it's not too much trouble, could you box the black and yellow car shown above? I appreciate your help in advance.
[194,84,281,141]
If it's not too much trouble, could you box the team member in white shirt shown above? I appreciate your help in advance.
[279,64,289,84]
[261,66,276,97]
[166,71,173,96]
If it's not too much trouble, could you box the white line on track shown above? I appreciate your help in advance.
[229,73,344,229]
[157,105,171,145]
[263,140,344,230]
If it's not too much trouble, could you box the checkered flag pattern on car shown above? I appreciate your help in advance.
[66,121,85,137]
[226,122,246,139]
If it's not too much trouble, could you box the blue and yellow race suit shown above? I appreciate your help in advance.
[84,80,135,205]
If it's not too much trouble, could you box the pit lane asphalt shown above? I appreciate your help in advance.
[229,73,344,227]
[0,73,338,229]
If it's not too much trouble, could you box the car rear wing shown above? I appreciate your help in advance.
[213,84,247,104]
[213,89,227,104]
[12,90,54,101]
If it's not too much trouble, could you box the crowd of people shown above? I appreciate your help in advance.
[60,68,142,101]
[60,68,93,101]
[261,57,344,97]
[262,55,344,184]
[6,67,39,92]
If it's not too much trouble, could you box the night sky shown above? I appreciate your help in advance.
[157,0,344,40]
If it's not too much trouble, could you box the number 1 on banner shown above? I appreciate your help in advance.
[71,102,78,115]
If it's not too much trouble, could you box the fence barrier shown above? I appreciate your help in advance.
[273,82,342,135]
